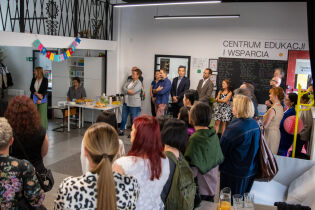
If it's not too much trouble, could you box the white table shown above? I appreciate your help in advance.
[67,103,122,132]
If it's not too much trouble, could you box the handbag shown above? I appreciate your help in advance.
[35,168,54,192]
[255,121,279,182]
[14,136,54,192]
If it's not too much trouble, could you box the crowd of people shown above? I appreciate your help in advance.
[0,65,313,209]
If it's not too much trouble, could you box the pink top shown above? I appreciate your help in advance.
[188,127,195,139]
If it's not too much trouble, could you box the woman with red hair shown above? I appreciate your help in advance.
[5,96,49,174]
[113,115,170,210]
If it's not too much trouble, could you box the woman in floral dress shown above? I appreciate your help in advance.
[214,79,233,135]
[0,118,44,209]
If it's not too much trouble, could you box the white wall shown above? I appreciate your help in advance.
[112,2,308,114]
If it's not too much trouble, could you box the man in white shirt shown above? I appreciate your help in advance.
[196,68,214,104]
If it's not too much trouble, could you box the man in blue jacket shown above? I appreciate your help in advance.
[171,66,190,118]
[153,69,171,116]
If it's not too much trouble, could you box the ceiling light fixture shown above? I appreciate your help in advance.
[154,14,240,19]
[114,1,221,8]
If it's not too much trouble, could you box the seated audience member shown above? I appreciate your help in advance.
[157,115,171,131]
[278,93,298,156]
[113,115,170,210]
[178,106,195,139]
[263,87,284,154]
[160,119,195,207]
[0,118,45,209]
[220,95,260,195]
[185,102,224,202]
[55,123,139,210]
[296,93,313,156]
[81,111,126,174]
[183,89,199,110]
[5,96,49,174]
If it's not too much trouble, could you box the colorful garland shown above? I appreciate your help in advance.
[33,37,81,62]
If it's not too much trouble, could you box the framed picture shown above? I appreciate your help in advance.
[209,59,218,71]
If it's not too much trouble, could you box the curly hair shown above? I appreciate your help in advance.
[270,87,285,101]
[4,96,41,139]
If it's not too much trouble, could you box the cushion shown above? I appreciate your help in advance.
[287,165,315,204]
[250,180,287,205]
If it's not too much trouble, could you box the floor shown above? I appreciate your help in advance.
[43,119,218,210]
[43,119,133,209]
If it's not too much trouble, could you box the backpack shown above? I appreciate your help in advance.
[165,151,196,210]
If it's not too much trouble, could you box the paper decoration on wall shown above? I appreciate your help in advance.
[33,37,81,62]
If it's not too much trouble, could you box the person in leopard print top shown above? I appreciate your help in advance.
[54,123,139,210]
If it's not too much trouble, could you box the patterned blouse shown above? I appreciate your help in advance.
[54,171,140,210]
[0,154,45,209]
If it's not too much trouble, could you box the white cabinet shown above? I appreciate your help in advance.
[84,57,105,99]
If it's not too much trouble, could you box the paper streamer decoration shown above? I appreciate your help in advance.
[33,37,81,62]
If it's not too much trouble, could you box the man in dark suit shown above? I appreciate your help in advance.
[197,68,214,104]
[171,66,190,118]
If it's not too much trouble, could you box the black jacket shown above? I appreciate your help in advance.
[171,76,190,106]
[30,77,48,99]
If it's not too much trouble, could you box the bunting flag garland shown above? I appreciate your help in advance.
[33,37,81,62]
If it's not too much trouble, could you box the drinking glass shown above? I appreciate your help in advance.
[244,193,254,210]
[233,194,243,210]
[219,187,231,210]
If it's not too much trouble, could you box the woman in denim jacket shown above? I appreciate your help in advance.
[219,95,260,196]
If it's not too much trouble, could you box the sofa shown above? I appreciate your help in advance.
[250,155,315,209]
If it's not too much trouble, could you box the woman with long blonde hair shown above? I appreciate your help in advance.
[30,66,48,129]
[55,123,139,210]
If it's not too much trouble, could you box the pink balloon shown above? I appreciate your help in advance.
[284,116,304,135]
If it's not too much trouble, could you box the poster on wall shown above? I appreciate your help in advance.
[192,57,208,74]
[209,59,218,92]
[209,59,218,71]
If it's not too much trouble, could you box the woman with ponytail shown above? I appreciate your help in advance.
[54,123,139,210]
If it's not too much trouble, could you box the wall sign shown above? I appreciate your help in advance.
[220,39,308,60]
[33,37,81,62]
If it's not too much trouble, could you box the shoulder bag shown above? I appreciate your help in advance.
[255,120,279,182]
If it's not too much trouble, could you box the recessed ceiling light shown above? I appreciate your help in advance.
[114,1,221,8]
[154,15,240,19]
